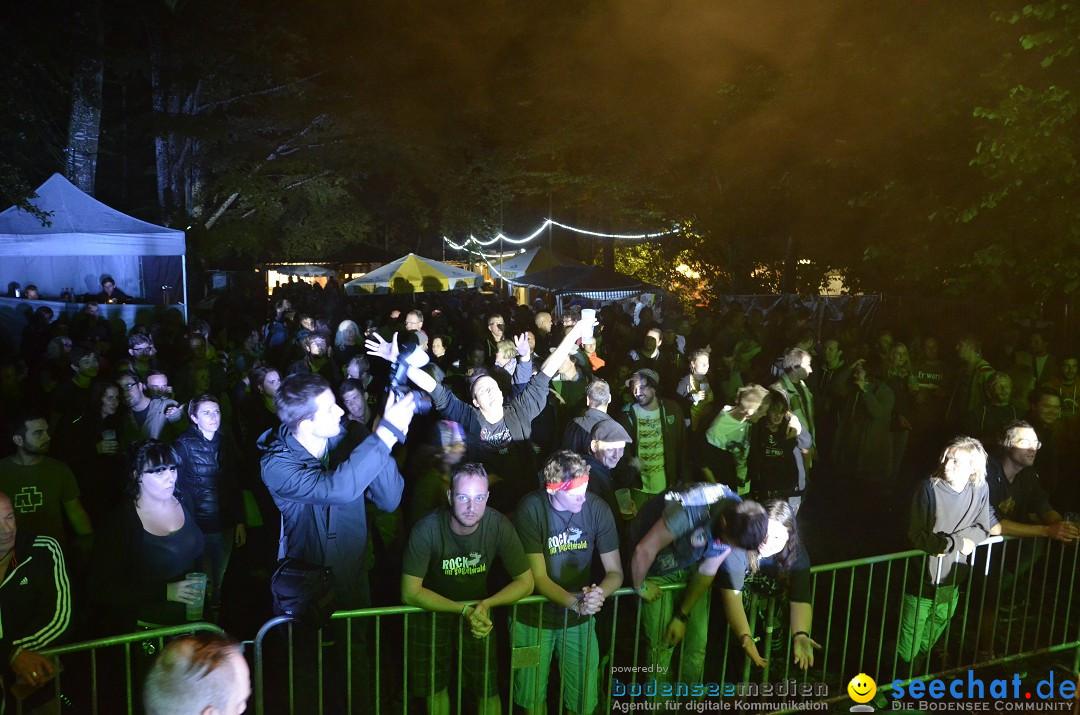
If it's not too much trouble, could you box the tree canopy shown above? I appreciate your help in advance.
[0,1,1075,303]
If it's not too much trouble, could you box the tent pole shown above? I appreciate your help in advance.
[181,253,189,323]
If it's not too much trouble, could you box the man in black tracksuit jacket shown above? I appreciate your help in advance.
[1,491,72,710]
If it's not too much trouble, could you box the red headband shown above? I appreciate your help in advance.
[546,474,590,492]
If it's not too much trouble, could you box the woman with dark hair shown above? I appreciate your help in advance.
[715,499,819,670]
[630,485,770,688]
[747,388,812,503]
[89,440,206,632]
[173,395,244,622]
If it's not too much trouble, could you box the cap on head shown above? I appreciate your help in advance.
[590,419,633,444]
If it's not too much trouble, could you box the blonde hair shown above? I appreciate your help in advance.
[936,435,987,487]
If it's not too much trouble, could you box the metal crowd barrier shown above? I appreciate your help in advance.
[777,535,1080,713]
[30,622,227,715]
[33,537,1079,714]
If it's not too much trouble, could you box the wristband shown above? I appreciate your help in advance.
[380,421,407,445]
[738,633,754,647]
[672,610,688,623]
[9,646,23,665]
[461,604,470,616]
[638,582,650,595]
[792,631,810,641]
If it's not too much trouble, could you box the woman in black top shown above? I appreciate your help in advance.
[89,440,205,632]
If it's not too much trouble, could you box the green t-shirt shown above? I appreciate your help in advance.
[705,408,752,485]
[634,405,667,494]
[402,507,529,602]
[514,490,619,629]
[0,456,80,546]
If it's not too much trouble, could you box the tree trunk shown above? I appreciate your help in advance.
[146,19,195,219]
[65,0,104,194]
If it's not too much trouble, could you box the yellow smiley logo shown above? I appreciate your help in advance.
[847,673,877,704]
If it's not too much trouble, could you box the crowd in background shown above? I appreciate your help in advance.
[2,277,1079,712]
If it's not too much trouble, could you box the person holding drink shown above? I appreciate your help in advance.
[90,439,206,633]
[62,380,127,524]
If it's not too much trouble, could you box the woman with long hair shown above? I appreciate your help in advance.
[334,319,362,365]
[897,436,990,668]
[715,499,820,671]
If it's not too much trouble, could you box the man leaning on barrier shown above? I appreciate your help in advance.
[715,499,820,671]
[976,420,1079,655]
[512,450,623,715]
[401,462,534,715]
[143,632,250,715]
[0,490,72,714]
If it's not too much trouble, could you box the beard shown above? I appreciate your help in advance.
[23,441,50,456]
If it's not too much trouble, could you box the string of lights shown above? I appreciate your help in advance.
[443,237,521,258]
[443,217,680,250]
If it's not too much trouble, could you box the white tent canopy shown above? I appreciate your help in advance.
[0,173,186,303]
[344,253,482,294]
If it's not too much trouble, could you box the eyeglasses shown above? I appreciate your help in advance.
[118,382,139,391]
[1012,439,1042,450]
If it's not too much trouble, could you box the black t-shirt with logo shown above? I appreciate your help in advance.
[402,507,529,602]
[514,490,619,629]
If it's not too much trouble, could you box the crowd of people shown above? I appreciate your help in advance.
[2,276,1079,713]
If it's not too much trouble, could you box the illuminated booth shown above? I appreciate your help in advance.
[0,173,187,337]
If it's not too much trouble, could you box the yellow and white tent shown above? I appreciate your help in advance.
[343,253,482,295]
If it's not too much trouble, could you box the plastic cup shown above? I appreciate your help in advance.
[101,429,116,441]
[580,308,596,341]
[615,488,635,516]
[185,572,208,621]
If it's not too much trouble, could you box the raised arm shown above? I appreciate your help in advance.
[540,319,594,377]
